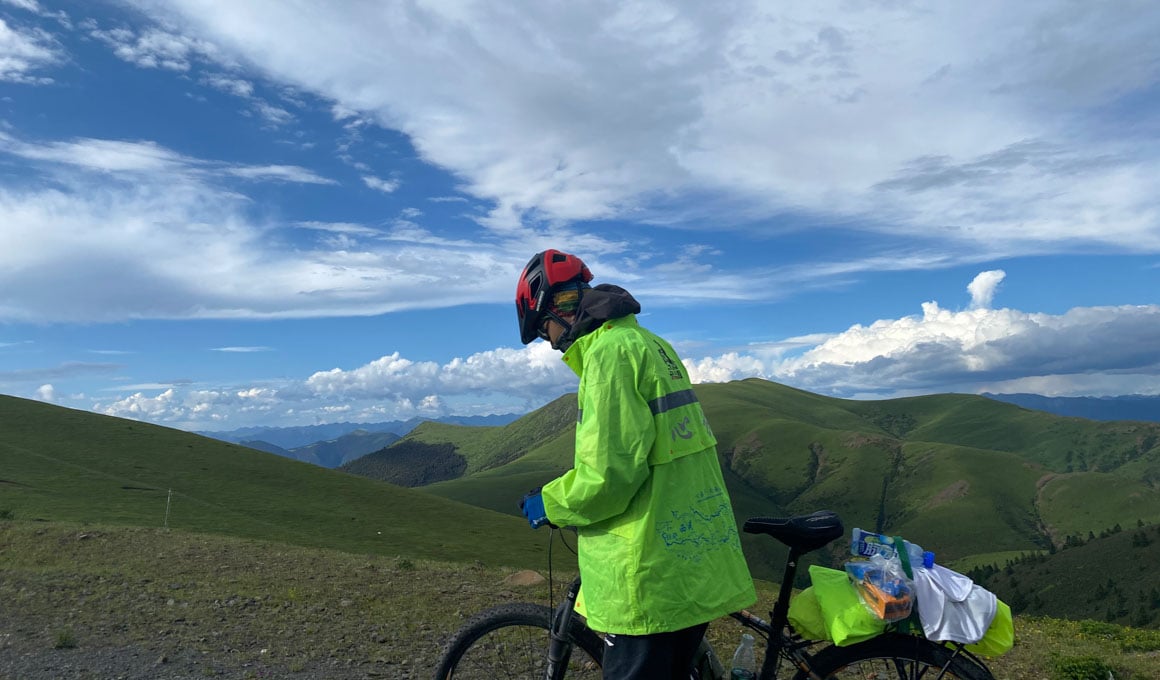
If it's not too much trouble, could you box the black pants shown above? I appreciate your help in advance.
[601,622,709,680]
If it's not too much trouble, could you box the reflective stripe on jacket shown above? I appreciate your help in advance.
[541,314,756,634]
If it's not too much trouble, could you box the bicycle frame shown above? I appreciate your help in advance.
[724,543,827,680]
[539,512,994,680]
[543,543,824,680]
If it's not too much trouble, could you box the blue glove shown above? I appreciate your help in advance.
[519,490,550,529]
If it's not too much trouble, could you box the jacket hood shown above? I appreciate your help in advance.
[561,284,640,349]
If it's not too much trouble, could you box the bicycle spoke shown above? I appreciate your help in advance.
[824,657,968,680]
[449,621,600,679]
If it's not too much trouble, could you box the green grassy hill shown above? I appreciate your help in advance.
[971,521,1160,629]
[352,378,1160,577]
[0,395,571,572]
[9,376,1160,629]
[11,385,1160,674]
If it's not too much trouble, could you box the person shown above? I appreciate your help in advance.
[515,248,756,679]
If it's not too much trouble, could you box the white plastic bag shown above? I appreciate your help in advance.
[912,564,997,644]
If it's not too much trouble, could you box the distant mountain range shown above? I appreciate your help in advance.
[241,429,403,468]
[199,414,522,468]
[197,413,522,450]
[985,393,1160,423]
[198,395,1160,470]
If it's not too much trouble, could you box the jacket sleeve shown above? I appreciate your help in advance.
[541,341,655,528]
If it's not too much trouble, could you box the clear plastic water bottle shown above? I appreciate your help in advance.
[730,632,756,679]
[851,527,935,569]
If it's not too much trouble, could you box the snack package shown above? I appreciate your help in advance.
[844,556,914,622]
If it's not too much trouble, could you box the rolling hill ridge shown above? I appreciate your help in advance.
[0,394,569,571]
[350,379,1160,575]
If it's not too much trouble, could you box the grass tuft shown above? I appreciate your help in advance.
[53,628,77,650]
[1051,654,1116,680]
[1077,620,1160,653]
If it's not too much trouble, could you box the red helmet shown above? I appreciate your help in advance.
[515,249,593,344]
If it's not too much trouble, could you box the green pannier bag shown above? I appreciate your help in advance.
[786,585,828,641]
[789,565,887,646]
[965,599,1014,656]
[788,567,1015,656]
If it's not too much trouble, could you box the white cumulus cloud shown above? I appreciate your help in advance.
[304,342,574,403]
[685,297,1160,399]
[97,342,576,426]
[93,269,1160,429]
[968,270,1006,310]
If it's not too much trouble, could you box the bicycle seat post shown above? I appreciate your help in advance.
[770,548,802,632]
[742,511,845,679]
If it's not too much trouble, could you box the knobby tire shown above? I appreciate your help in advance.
[433,602,604,679]
[793,633,994,680]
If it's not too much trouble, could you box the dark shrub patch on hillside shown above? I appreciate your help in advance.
[974,523,1160,628]
[341,441,467,487]
[861,408,917,438]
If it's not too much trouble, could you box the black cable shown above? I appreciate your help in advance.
[547,527,578,613]
[548,526,556,613]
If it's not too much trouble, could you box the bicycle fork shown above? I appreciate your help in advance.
[545,577,584,680]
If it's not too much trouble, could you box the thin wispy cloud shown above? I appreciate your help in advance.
[223,164,331,184]
[2,1,44,13]
[88,25,224,73]
[202,73,253,98]
[210,346,272,353]
[0,16,60,83]
[251,100,293,126]
[294,221,381,237]
[0,166,527,322]
[0,134,332,184]
[102,381,193,391]
[0,361,120,383]
[3,136,186,172]
[116,0,1160,256]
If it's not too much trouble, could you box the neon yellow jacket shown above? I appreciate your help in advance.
[541,314,756,634]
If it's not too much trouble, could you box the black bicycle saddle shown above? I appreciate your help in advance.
[742,511,844,553]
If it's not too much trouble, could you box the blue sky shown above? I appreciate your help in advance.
[1,0,1159,431]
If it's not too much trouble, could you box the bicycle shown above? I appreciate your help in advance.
[434,510,996,679]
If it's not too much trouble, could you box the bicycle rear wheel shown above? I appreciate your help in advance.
[794,633,994,680]
[434,602,604,679]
